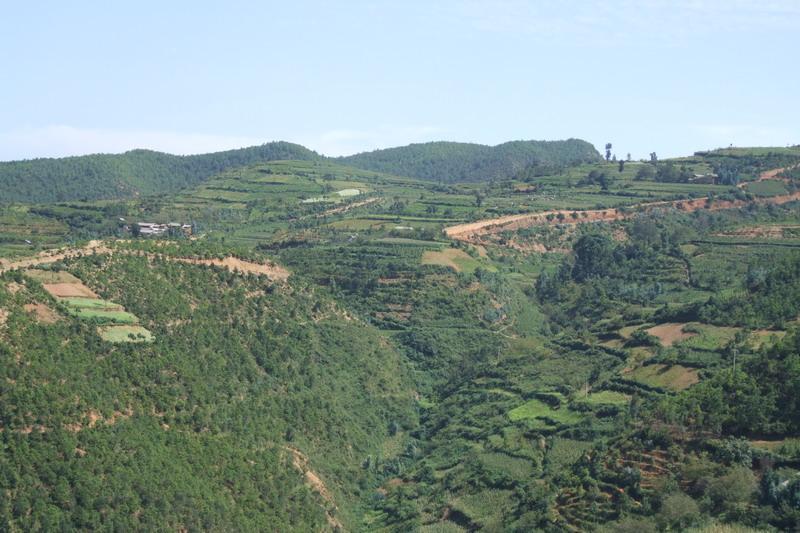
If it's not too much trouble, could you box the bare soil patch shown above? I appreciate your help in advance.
[23,303,59,323]
[42,282,99,298]
[286,446,343,531]
[317,196,380,218]
[3,241,291,284]
[714,224,800,239]
[0,240,108,274]
[5,282,23,294]
[171,256,290,281]
[646,323,696,347]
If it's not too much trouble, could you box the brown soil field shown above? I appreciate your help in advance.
[42,282,99,298]
[646,323,696,347]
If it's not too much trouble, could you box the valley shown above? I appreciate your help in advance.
[2,142,800,531]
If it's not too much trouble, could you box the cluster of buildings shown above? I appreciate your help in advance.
[134,222,193,237]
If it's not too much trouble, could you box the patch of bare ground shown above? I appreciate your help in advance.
[714,224,800,239]
[0,240,108,274]
[166,256,290,281]
[378,277,408,284]
[3,241,291,282]
[5,282,23,294]
[646,323,696,347]
[42,282,98,298]
[0,308,7,328]
[285,446,344,531]
[23,303,59,323]
[315,196,380,218]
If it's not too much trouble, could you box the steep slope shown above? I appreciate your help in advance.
[0,142,320,203]
[0,245,416,530]
[338,139,601,183]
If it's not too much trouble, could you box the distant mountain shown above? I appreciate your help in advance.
[0,138,600,203]
[337,139,601,183]
[0,142,320,203]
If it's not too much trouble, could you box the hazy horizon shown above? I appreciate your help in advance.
[2,1,798,162]
[2,135,799,165]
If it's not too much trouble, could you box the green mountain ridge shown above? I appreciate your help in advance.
[337,139,602,183]
[0,142,320,203]
[0,138,599,203]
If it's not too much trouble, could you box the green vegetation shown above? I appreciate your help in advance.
[2,144,800,530]
[339,139,601,183]
[508,397,584,427]
[0,142,319,202]
[98,325,154,343]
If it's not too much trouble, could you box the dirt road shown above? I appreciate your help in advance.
[445,168,799,242]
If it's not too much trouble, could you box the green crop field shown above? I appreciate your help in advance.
[68,308,140,324]
[99,325,154,343]
[746,180,790,196]
[61,297,124,311]
[508,397,584,427]
[576,390,630,406]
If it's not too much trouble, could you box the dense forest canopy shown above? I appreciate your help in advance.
[338,139,602,183]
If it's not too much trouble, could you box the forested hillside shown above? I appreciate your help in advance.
[3,147,800,531]
[0,142,319,203]
[0,243,416,530]
[338,139,601,183]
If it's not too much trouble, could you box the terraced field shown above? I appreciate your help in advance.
[25,267,153,341]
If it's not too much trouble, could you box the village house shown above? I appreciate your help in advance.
[136,222,193,237]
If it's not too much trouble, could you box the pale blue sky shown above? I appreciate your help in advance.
[1,1,798,161]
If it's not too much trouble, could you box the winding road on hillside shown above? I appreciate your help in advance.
[444,167,799,242]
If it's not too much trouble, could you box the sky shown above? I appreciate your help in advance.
[0,0,798,161]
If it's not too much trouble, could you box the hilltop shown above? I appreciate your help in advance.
[0,142,320,203]
[0,138,600,204]
[338,138,601,183]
